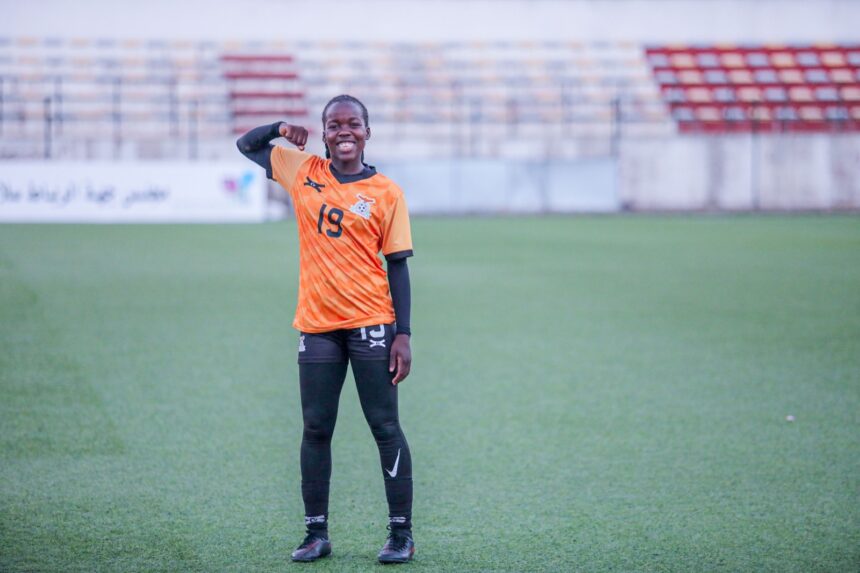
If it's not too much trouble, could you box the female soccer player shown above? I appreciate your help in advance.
[236,95,415,564]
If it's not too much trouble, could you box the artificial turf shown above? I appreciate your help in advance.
[1,216,858,572]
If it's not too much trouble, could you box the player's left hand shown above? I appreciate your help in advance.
[389,334,412,385]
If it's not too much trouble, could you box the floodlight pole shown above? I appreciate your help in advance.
[43,96,52,159]
[470,97,479,157]
[54,76,63,136]
[0,76,5,136]
[561,78,571,138]
[169,77,179,137]
[610,95,621,159]
[452,80,464,157]
[112,77,122,160]
[189,100,198,160]
[750,101,760,211]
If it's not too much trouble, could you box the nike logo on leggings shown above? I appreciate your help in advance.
[385,448,401,478]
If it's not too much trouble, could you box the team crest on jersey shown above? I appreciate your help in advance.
[349,194,376,220]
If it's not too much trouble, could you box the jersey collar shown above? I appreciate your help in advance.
[329,163,377,184]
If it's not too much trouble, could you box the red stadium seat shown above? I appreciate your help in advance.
[646,43,860,132]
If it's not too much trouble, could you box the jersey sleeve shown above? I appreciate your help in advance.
[382,188,413,260]
[271,146,312,194]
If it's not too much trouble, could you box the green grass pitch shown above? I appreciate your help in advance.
[1,216,858,572]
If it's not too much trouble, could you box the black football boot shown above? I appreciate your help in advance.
[377,527,415,564]
[291,530,332,562]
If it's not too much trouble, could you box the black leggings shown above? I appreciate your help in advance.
[299,359,413,530]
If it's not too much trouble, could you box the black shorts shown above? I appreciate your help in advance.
[298,323,395,363]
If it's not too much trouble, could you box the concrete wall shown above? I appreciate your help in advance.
[619,134,860,210]
[376,158,618,214]
[374,134,860,213]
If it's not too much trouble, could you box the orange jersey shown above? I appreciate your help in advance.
[271,146,413,333]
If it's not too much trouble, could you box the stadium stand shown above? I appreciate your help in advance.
[222,52,307,133]
[0,37,232,159]
[0,37,670,160]
[645,44,860,133]
[4,38,857,160]
[290,40,671,158]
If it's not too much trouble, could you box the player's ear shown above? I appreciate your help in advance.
[366,126,371,140]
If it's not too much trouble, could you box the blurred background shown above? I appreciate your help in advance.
[2,0,858,220]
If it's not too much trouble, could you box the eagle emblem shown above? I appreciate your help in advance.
[349,194,376,220]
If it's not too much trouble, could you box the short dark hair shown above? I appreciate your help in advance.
[321,94,369,127]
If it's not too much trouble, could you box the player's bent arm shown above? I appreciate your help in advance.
[236,122,281,178]
[237,122,309,180]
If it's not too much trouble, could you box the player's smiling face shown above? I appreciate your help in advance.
[323,101,370,174]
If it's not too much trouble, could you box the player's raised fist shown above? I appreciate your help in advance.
[279,123,308,151]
